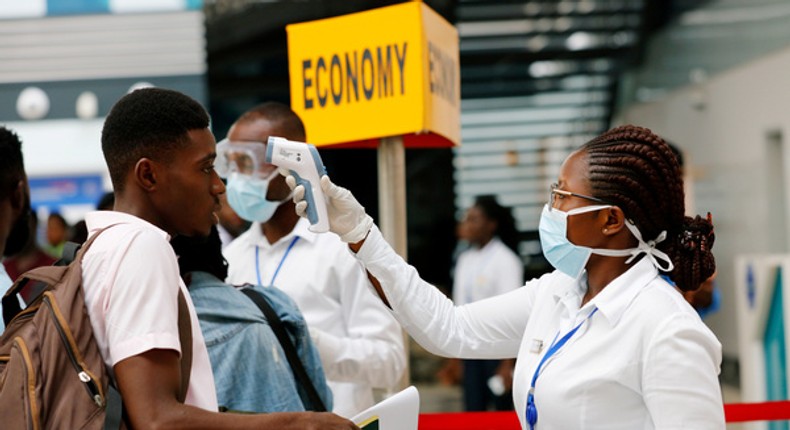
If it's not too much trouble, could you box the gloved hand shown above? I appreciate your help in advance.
[284,173,374,243]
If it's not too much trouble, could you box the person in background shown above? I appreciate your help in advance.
[45,212,69,258]
[685,270,720,319]
[451,215,472,271]
[449,195,523,411]
[0,125,32,331]
[3,211,56,281]
[287,125,723,429]
[80,87,356,429]
[69,218,89,245]
[96,191,115,211]
[171,225,332,413]
[221,102,406,418]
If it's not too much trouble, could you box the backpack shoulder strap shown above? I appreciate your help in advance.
[238,286,327,412]
[59,241,82,266]
[176,289,192,403]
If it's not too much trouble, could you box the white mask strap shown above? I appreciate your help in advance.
[590,221,674,272]
[277,190,294,205]
[623,222,674,272]
[262,169,280,181]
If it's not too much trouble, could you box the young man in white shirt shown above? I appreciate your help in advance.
[221,102,406,418]
[82,88,357,429]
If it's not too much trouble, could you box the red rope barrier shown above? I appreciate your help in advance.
[418,412,519,430]
[417,401,790,429]
[724,400,790,423]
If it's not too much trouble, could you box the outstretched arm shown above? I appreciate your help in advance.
[286,174,526,360]
[114,349,359,430]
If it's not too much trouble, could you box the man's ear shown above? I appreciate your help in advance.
[134,158,158,192]
[10,178,28,213]
[601,206,627,236]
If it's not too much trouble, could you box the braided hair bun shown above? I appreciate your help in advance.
[670,214,716,292]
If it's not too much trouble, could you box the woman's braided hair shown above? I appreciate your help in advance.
[581,125,715,291]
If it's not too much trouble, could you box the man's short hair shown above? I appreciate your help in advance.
[101,88,210,192]
[0,126,25,200]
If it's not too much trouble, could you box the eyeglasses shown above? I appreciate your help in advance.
[549,182,608,211]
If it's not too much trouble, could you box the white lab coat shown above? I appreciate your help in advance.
[355,225,725,429]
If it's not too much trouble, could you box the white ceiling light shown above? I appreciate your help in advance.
[16,86,50,120]
[76,91,99,119]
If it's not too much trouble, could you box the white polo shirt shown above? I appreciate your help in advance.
[82,211,218,411]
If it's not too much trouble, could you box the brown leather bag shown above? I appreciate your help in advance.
[0,227,192,429]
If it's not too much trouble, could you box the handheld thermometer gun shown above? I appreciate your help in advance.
[265,136,329,233]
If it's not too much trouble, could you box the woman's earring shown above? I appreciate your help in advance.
[603,228,609,233]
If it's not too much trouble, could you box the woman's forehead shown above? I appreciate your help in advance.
[558,150,589,191]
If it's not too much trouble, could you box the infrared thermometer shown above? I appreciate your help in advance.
[265,136,329,233]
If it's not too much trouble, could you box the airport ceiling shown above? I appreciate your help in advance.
[206,0,711,108]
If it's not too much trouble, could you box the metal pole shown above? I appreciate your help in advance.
[377,136,408,258]
[377,135,410,392]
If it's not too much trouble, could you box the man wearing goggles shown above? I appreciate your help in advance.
[220,102,406,418]
[215,139,288,224]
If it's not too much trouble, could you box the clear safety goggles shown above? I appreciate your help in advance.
[214,138,278,178]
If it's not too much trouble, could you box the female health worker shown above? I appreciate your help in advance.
[286,125,724,429]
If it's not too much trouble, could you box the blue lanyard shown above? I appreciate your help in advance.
[526,307,598,430]
[255,236,299,286]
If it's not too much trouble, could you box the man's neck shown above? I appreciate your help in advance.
[260,203,300,244]
[113,197,172,235]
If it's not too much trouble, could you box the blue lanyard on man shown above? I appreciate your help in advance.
[526,307,598,430]
[255,236,300,286]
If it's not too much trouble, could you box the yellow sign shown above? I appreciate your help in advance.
[287,2,460,148]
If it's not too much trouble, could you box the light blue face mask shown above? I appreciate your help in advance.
[226,172,289,223]
[538,204,674,280]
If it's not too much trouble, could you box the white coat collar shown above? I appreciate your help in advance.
[549,257,662,327]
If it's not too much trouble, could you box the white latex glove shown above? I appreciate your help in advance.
[284,173,374,243]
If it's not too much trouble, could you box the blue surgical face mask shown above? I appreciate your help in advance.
[538,204,675,280]
[226,172,289,223]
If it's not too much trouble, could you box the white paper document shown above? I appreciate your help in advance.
[351,386,420,430]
